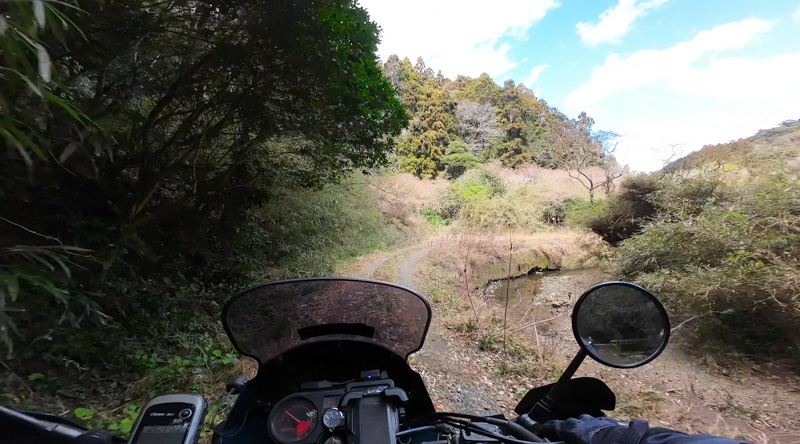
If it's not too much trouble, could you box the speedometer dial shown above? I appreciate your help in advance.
[270,397,318,443]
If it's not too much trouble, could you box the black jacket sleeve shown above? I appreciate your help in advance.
[592,420,752,444]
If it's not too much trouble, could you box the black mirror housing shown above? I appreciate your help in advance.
[572,281,670,368]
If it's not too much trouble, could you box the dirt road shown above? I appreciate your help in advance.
[343,242,501,412]
[345,243,800,444]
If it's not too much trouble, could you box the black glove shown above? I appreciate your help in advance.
[542,416,753,444]
[542,415,662,444]
[540,415,628,444]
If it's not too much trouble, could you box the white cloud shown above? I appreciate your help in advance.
[523,64,548,86]
[792,3,800,21]
[613,104,799,172]
[566,18,800,172]
[358,0,559,78]
[568,18,774,108]
[576,0,668,46]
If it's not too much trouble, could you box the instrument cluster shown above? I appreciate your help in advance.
[266,371,399,444]
[268,391,347,444]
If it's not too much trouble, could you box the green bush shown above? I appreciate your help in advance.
[0,0,409,421]
[439,171,496,219]
[465,183,547,230]
[569,175,658,243]
[417,207,451,227]
[442,140,482,179]
[572,173,723,245]
[563,197,604,229]
[439,168,547,230]
[650,172,724,219]
[242,175,398,279]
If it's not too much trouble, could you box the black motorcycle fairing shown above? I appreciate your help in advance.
[514,377,615,420]
[213,339,435,443]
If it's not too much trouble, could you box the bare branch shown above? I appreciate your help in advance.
[0,217,63,246]
[456,100,503,155]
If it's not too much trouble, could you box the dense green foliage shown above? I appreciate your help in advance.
[0,0,407,422]
[437,168,548,230]
[441,140,481,179]
[383,56,613,178]
[618,173,799,364]
[243,175,400,279]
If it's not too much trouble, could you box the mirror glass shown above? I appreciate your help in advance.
[573,283,669,368]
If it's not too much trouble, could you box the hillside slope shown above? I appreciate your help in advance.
[667,120,800,171]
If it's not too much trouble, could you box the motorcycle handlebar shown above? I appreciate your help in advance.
[0,405,84,443]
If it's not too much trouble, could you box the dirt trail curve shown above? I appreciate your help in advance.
[347,244,423,280]
[399,247,431,289]
[345,241,501,413]
[344,240,434,289]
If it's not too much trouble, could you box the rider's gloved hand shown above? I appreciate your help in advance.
[541,415,753,444]
[540,414,626,444]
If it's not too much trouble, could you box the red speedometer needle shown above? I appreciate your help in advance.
[285,411,302,423]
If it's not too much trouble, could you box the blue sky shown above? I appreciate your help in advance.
[359,0,800,171]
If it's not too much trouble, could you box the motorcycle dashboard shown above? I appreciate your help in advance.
[266,378,393,444]
[268,392,339,444]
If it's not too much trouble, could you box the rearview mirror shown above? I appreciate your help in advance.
[572,282,669,368]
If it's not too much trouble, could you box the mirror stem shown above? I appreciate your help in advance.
[528,349,587,421]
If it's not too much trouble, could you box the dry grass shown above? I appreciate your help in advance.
[419,227,600,357]
[483,161,627,201]
[369,172,449,209]
[429,229,603,291]
[360,172,451,240]
[414,232,589,416]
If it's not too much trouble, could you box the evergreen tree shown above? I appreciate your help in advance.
[381,56,616,176]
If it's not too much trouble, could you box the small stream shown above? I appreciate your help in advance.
[490,269,596,303]
[486,268,606,334]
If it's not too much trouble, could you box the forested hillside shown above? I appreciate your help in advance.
[381,56,622,193]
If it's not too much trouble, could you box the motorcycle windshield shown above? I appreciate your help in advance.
[222,278,432,363]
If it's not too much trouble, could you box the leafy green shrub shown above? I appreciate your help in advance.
[477,169,507,196]
[242,175,397,279]
[440,169,548,230]
[649,172,724,219]
[1,0,411,420]
[563,197,604,228]
[462,183,547,230]
[442,140,481,179]
[417,207,451,227]
[439,172,495,219]
[541,199,567,225]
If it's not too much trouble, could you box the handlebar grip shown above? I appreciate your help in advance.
[0,405,84,442]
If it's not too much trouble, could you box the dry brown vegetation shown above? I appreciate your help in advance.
[427,230,602,289]
[359,172,451,237]
[484,162,626,201]
[413,230,800,444]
